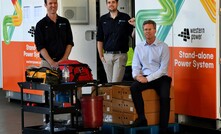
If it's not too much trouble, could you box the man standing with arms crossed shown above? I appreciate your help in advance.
[97,0,135,83]
[35,0,74,69]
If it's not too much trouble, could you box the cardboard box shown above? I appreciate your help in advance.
[111,98,174,114]
[103,100,112,113]
[142,89,159,101]
[111,98,175,114]
[144,100,160,113]
[170,86,174,99]
[105,111,175,125]
[142,87,174,101]
[144,99,174,113]
[121,100,161,114]
[112,85,124,99]
[122,87,132,101]
[112,85,174,101]
[112,98,136,113]
[169,111,175,123]
[103,112,113,123]
[144,111,175,125]
[98,86,113,101]
[171,99,175,111]
[112,98,124,112]
[122,100,136,113]
[104,112,123,124]
[112,85,132,101]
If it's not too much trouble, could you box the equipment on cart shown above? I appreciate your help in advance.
[59,60,93,82]
[81,96,103,128]
[25,66,61,85]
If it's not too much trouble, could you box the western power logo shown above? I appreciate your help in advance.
[178,28,205,42]
[178,28,190,42]
[28,26,35,37]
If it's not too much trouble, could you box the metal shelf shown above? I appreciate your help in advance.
[23,125,77,134]
[18,81,99,134]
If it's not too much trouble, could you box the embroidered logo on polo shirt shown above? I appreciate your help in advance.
[118,20,126,23]
[59,23,66,26]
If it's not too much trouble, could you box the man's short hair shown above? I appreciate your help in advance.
[44,0,47,4]
[143,20,156,29]
[106,0,119,3]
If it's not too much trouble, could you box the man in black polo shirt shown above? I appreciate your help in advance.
[97,0,135,82]
[35,0,74,69]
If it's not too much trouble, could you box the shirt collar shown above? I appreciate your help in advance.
[106,10,121,19]
[145,38,160,46]
[45,14,61,23]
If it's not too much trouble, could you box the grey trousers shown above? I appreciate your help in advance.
[102,53,127,83]
[40,60,52,69]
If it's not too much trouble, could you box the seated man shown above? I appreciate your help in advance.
[130,20,172,134]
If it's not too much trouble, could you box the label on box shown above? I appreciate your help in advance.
[130,107,134,112]
[103,114,112,122]
[82,86,92,94]
[129,121,133,124]
[128,94,132,99]
[107,95,110,100]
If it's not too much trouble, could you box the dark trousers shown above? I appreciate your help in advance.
[130,75,172,130]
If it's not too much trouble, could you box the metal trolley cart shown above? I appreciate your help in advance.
[18,81,100,134]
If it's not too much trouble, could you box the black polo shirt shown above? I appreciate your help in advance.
[97,11,134,53]
[34,15,74,61]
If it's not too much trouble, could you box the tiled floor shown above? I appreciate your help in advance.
[0,89,43,134]
[0,89,220,134]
